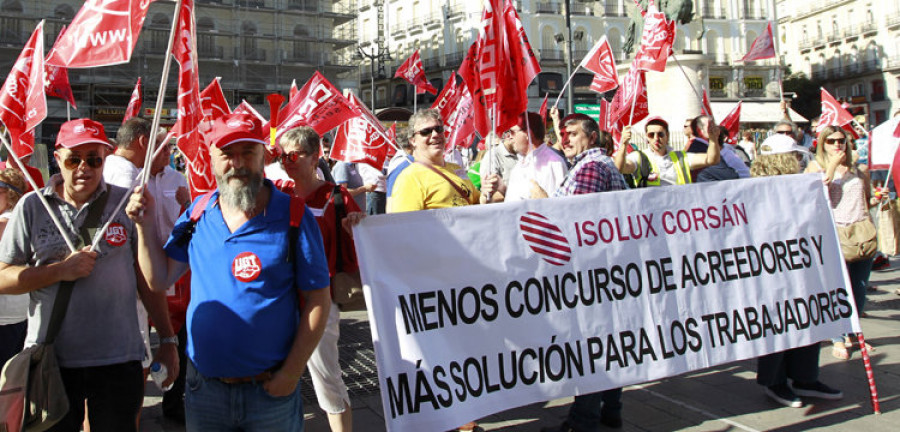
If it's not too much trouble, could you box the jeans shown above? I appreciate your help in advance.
[366,191,386,215]
[48,361,144,432]
[756,343,820,387]
[566,388,623,432]
[846,258,874,314]
[185,361,304,432]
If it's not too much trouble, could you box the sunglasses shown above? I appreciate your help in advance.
[775,130,793,135]
[824,138,845,145]
[415,125,444,137]
[646,132,666,138]
[63,155,104,170]
[279,151,308,164]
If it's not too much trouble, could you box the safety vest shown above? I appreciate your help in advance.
[634,150,692,186]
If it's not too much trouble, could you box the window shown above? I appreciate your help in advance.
[872,79,885,101]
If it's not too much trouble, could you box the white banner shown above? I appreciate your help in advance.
[353,174,858,432]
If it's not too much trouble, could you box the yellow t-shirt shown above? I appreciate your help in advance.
[389,162,481,212]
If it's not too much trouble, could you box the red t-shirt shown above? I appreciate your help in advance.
[0,160,45,192]
[275,180,361,277]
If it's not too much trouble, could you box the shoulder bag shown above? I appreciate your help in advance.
[330,185,365,312]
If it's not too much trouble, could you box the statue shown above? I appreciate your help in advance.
[624,0,695,55]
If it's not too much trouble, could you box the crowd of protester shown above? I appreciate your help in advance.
[0,100,895,432]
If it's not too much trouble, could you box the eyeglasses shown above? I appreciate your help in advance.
[279,151,308,164]
[824,138,845,145]
[646,132,666,138]
[63,155,104,170]
[415,125,444,137]
[775,130,794,135]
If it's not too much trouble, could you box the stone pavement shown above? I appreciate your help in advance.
[141,259,900,432]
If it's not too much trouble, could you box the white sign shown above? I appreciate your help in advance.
[353,174,858,432]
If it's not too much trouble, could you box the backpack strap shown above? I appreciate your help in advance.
[287,195,305,265]
[331,185,346,273]
[190,191,216,223]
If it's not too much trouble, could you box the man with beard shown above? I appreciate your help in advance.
[127,112,331,431]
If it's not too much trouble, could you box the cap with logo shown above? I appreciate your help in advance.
[759,134,810,156]
[56,119,114,150]
[206,112,267,149]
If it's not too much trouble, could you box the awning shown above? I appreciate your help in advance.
[711,101,808,124]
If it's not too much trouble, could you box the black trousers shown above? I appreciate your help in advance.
[49,360,144,432]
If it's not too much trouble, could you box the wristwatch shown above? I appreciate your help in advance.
[160,336,179,347]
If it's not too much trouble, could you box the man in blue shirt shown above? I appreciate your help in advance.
[128,113,331,431]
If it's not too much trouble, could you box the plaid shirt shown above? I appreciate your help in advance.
[553,148,627,197]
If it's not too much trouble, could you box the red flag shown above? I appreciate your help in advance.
[200,77,230,121]
[539,94,549,122]
[395,50,438,95]
[582,35,618,93]
[0,21,47,158]
[458,41,490,137]
[171,0,213,198]
[277,72,361,137]
[44,26,77,109]
[431,73,475,151]
[46,0,155,68]
[719,101,742,143]
[894,119,900,139]
[701,88,713,118]
[233,100,266,123]
[289,79,299,102]
[330,93,392,170]
[740,22,776,62]
[122,78,142,124]
[633,0,675,72]
[384,123,398,160]
[817,88,855,134]
[609,64,648,127]
[503,0,541,92]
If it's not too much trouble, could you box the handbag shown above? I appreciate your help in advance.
[330,185,366,312]
[0,187,109,432]
[877,199,900,256]
[837,218,878,262]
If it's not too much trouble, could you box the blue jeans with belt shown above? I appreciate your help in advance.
[185,361,304,432]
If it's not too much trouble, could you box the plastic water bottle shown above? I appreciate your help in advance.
[150,362,173,391]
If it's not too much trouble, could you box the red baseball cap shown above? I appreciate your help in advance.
[56,119,114,150]
[206,112,267,149]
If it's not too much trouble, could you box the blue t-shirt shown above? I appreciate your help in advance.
[164,181,330,378]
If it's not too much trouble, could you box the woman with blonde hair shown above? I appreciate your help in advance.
[805,125,875,360]
[0,168,27,366]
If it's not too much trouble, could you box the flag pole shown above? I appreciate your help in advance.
[0,131,77,252]
[553,69,579,109]
[140,0,183,188]
[413,86,417,113]
[671,54,706,113]
[66,102,71,121]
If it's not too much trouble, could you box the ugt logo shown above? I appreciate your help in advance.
[232,252,262,282]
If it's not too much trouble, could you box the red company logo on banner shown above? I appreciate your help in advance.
[519,212,572,266]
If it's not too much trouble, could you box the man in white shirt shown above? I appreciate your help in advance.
[488,112,568,202]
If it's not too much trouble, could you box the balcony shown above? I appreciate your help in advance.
[444,51,466,69]
[282,51,318,65]
[860,21,877,34]
[701,2,726,19]
[536,2,561,14]
[539,49,565,62]
[798,38,813,50]
[826,66,844,79]
[422,56,440,70]
[827,32,841,44]
[842,25,860,39]
[603,3,623,17]
[859,59,880,73]
[888,12,900,28]
[811,70,826,80]
[744,88,765,97]
[144,29,170,55]
[198,45,225,59]
[885,56,900,70]
[286,0,317,12]
[234,47,267,62]
[570,1,593,15]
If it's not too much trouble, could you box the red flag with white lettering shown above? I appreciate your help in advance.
[0,21,47,158]
[233,100,266,123]
[740,22,776,62]
[277,72,361,137]
[200,77,230,121]
[330,93,392,170]
[609,64,648,127]
[817,88,855,134]
[45,26,77,109]
[46,0,155,68]
[582,36,618,94]
[431,73,474,151]
[719,101,741,143]
[171,0,213,198]
[633,0,675,73]
[384,123,398,160]
[458,41,490,137]
[122,78,142,124]
[395,50,438,95]
[504,0,541,92]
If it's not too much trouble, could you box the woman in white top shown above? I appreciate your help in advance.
[0,168,27,365]
[805,125,875,360]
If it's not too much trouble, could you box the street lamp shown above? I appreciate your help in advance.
[357,44,389,110]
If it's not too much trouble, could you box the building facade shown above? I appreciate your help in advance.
[355,0,780,118]
[777,0,900,126]
[0,0,357,147]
